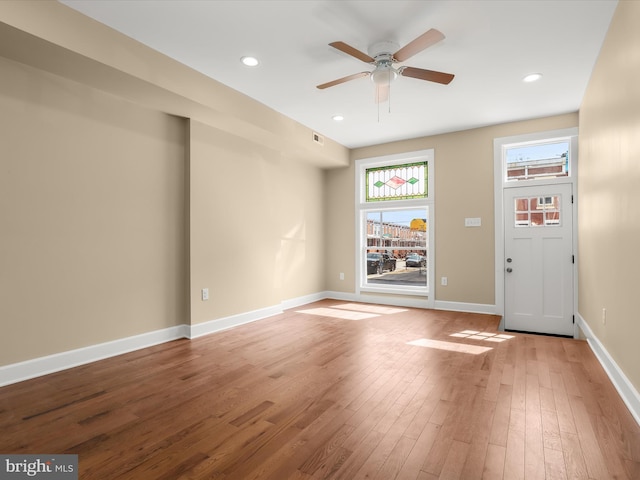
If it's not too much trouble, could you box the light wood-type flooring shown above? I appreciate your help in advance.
[1,300,639,479]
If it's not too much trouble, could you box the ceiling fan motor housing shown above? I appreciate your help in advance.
[368,41,401,59]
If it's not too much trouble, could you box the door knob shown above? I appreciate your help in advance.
[506,267,513,273]
[506,258,512,263]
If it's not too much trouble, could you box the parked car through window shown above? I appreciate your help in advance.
[367,252,396,275]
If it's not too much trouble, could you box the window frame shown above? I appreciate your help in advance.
[355,150,435,301]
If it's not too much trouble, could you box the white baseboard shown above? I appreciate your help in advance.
[323,291,358,302]
[191,292,336,340]
[324,292,497,316]
[0,324,188,388]
[188,303,283,339]
[576,313,640,427]
[281,292,328,311]
[433,300,498,316]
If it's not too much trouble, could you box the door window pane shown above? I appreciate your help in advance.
[515,198,529,212]
[531,212,544,226]
[514,195,561,227]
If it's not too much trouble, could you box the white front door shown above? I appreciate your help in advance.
[504,184,574,336]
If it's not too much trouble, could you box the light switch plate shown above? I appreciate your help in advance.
[465,217,482,227]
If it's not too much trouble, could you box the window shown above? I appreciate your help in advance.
[365,161,427,201]
[365,208,428,283]
[514,195,561,227]
[356,151,434,297]
[505,140,570,182]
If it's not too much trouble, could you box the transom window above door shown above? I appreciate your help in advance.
[505,140,570,182]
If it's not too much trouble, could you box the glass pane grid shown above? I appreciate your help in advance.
[514,195,561,227]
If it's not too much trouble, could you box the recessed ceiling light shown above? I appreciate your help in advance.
[523,73,543,83]
[241,56,259,67]
[332,115,344,122]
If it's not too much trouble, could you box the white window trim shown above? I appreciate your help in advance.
[493,127,578,319]
[355,149,435,305]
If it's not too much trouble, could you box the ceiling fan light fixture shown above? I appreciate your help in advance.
[241,56,259,67]
[370,65,398,86]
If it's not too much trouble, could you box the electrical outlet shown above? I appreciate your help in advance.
[339,272,344,280]
[441,276,448,286]
[202,288,209,301]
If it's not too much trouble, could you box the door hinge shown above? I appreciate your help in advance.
[573,315,575,324]
[572,255,575,264]
[571,195,574,204]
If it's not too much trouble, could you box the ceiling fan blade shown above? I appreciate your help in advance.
[316,71,370,89]
[329,41,375,63]
[400,66,454,85]
[393,28,445,62]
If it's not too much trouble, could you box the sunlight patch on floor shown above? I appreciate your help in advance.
[330,303,408,315]
[449,330,515,343]
[296,307,379,321]
[407,338,493,355]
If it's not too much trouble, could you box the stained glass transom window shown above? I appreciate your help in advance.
[366,162,427,202]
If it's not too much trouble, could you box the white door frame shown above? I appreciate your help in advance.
[493,127,579,336]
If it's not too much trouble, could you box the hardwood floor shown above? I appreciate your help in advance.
[1,300,639,479]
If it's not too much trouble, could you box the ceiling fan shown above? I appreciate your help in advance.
[317,28,454,103]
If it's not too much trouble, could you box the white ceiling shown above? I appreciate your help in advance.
[60,0,617,149]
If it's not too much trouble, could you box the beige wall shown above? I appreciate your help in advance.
[189,120,326,325]
[0,53,328,366]
[325,162,356,292]
[326,113,578,305]
[0,1,331,366]
[578,0,640,391]
[0,57,187,365]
